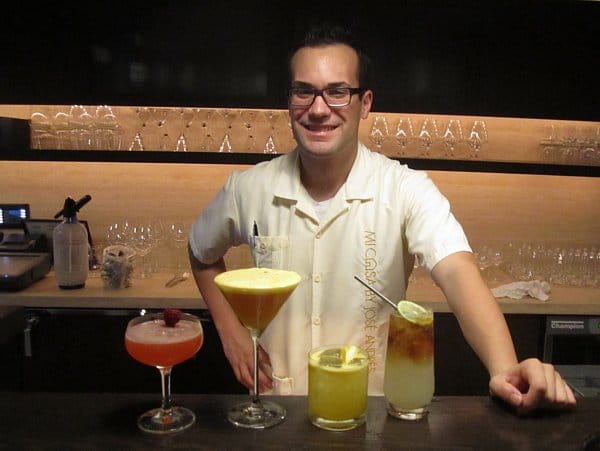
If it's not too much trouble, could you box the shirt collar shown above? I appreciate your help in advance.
[273,142,375,203]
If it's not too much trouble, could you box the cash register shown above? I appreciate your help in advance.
[0,203,51,291]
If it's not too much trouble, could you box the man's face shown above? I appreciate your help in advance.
[288,44,372,160]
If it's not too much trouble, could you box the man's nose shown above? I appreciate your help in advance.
[308,93,331,115]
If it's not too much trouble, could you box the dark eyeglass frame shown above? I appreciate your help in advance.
[288,87,366,108]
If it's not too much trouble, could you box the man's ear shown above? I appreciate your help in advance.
[360,90,373,119]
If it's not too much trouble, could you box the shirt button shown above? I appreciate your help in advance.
[313,274,321,283]
[315,232,321,239]
[312,316,321,325]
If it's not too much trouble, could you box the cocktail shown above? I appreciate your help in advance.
[384,301,434,420]
[125,310,203,434]
[213,267,301,429]
[308,344,369,431]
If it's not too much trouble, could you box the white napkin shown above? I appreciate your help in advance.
[491,280,551,301]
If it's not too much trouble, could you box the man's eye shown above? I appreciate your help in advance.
[294,89,313,98]
[327,89,347,98]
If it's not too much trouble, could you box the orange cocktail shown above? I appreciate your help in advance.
[125,311,203,434]
[125,318,203,367]
[214,267,301,429]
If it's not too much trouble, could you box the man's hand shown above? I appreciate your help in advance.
[489,358,577,415]
[220,321,273,393]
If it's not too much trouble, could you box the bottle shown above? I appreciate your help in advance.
[53,195,91,289]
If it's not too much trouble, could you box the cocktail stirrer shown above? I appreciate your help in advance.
[353,275,397,309]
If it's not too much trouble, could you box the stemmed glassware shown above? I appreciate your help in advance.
[417,118,438,157]
[441,119,464,158]
[68,105,94,150]
[213,267,301,429]
[175,108,196,152]
[394,117,414,156]
[168,222,188,277]
[466,120,488,158]
[30,110,54,149]
[94,105,121,150]
[197,109,216,151]
[263,110,280,154]
[240,110,258,152]
[369,115,389,151]
[130,222,156,278]
[128,107,151,151]
[218,109,237,153]
[106,220,131,246]
[52,109,71,150]
[125,311,204,434]
[154,108,173,151]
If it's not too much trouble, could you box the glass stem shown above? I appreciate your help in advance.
[251,332,261,406]
[158,366,173,411]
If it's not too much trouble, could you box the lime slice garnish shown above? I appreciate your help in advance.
[397,300,433,326]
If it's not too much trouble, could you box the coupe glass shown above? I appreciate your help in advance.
[214,267,301,429]
[125,311,204,434]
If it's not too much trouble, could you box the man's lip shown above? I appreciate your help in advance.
[302,124,339,132]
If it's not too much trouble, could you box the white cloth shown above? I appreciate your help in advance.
[491,280,551,301]
[189,142,471,395]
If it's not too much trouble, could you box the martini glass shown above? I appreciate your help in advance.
[214,267,301,429]
[125,311,204,434]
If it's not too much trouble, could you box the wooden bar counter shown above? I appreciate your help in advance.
[0,393,598,450]
[0,269,598,315]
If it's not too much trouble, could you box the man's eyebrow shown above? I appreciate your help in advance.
[290,81,351,88]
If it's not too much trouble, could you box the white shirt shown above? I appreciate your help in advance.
[189,142,471,395]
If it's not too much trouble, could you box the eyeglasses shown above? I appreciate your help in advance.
[288,87,366,108]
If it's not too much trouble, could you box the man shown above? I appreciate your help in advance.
[189,24,575,415]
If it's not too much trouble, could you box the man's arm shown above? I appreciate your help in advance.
[431,251,576,414]
[188,246,273,392]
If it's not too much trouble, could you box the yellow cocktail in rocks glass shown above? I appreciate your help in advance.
[125,310,203,434]
[308,344,368,431]
[214,267,301,429]
[384,300,434,420]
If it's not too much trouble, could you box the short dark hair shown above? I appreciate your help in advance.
[288,22,372,90]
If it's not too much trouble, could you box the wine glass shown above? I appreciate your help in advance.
[130,222,156,278]
[369,115,389,151]
[52,109,71,150]
[240,109,258,152]
[106,220,131,246]
[175,108,196,152]
[197,109,216,151]
[169,222,188,277]
[218,109,237,153]
[30,110,55,149]
[441,119,464,158]
[154,108,173,151]
[213,267,301,429]
[128,107,151,151]
[125,311,204,434]
[417,118,438,157]
[394,117,414,156]
[95,105,121,150]
[263,110,281,154]
[68,105,94,150]
[466,120,488,158]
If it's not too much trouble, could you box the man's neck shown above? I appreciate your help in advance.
[299,146,358,202]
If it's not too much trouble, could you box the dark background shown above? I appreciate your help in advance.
[1,0,598,120]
